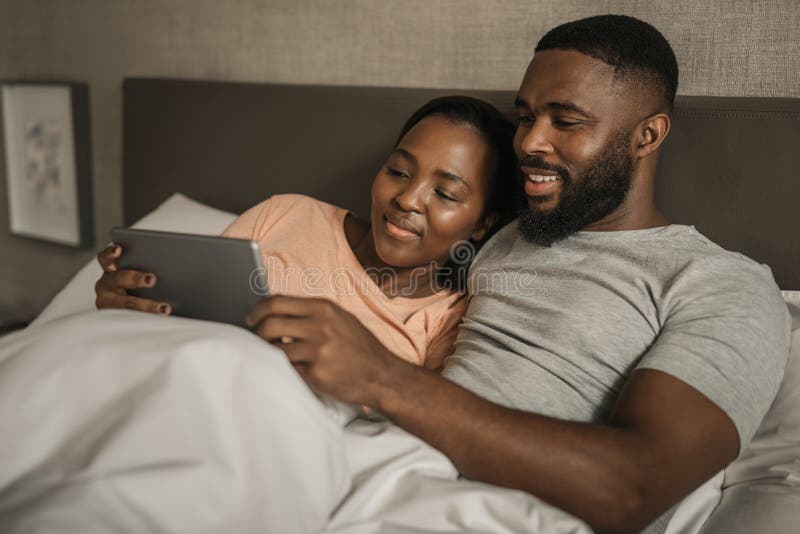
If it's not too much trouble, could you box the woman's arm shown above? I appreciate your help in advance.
[424,297,468,371]
[424,316,461,371]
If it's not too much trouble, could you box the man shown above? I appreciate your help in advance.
[251,14,791,534]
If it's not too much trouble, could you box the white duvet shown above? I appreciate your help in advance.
[0,310,590,534]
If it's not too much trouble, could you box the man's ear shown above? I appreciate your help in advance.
[633,113,671,160]
[471,212,499,242]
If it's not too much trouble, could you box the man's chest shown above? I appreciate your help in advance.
[466,250,666,373]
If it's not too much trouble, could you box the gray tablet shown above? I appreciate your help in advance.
[110,227,268,327]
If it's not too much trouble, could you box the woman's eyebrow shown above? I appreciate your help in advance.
[392,148,471,190]
[392,148,417,164]
[435,170,471,190]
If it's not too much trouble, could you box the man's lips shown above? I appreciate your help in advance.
[383,214,422,239]
[520,166,560,179]
[520,167,563,197]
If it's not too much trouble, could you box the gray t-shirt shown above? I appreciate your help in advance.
[443,223,791,532]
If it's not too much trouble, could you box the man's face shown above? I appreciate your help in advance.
[513,49,638,246]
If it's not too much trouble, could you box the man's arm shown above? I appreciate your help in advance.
[248,295,739,534]
[375,362,737,533]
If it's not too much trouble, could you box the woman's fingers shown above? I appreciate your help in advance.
[99,269,156,291]
[94,246,167,315]
[96,290,171,315]
[94,270,166,315]
[97,245,122,272]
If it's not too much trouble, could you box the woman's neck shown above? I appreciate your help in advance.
[344,214,441,299]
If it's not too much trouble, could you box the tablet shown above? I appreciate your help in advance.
[110,227,268,327]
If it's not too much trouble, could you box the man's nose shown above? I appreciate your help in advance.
[518,121,554,156]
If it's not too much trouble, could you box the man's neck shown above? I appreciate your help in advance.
[583,201,668,232]
[584,164,667,232]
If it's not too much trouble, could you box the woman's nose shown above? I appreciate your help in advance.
[394,179,426,213]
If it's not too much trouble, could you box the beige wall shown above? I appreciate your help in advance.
[1,0,799,319]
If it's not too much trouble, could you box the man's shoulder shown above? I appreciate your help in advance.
[470,219,523,267]
[658,226,777,289]
[573,224,777,290]
[472,222,779,292]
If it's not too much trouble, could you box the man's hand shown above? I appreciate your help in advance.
[246,296,740,534]
[246,295,405,407]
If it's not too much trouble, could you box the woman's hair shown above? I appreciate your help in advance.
[395,95,520,292]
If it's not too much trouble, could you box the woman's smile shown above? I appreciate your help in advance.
[383,213,423,240]
[369,114,495,269]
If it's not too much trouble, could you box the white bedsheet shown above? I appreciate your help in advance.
[0,310,592,534]
[329,420,591,534]
[0,311,349,534]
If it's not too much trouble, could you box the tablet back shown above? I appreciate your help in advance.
[110,227,267,327]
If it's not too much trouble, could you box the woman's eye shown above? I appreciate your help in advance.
[517,114,534,125]
[387,167,409,178]
[435,189,458,202]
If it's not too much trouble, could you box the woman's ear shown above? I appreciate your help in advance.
[633,112,671,160]
[471,212,499,242]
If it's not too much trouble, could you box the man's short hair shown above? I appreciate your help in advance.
[535,14,679,113]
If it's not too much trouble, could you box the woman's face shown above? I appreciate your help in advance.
[370,115,496,269]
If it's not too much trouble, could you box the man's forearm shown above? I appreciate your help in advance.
[370,359,660,533]
[258,296,733,532]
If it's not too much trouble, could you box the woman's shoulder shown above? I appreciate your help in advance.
[248,193,350,224]
[226,194,349,241]
[265,193,340,212]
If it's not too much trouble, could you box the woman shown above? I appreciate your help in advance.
[95,96,518,370]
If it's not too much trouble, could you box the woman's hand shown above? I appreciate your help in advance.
[94,244,172,315]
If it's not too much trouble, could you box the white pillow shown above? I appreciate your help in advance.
[698,290,800,534]
[665,291,799,534]
[31,194,237,326]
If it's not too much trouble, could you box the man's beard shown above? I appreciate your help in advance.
[517,130,634,247]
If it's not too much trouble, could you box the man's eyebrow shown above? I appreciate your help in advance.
[514,96,596,120]
[546,101,596,119]
[391,148,470,190]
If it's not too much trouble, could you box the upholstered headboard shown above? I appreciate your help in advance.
[122,78,800,289]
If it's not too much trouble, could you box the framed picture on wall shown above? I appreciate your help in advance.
[1,82,93,247]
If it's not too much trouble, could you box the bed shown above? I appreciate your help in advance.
[0,79,798,533]
[120,79,800,290]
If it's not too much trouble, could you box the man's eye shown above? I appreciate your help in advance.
[553,119,580,127]
[435,189,458,202]
[387,167,409,178]
[517,114,534,125]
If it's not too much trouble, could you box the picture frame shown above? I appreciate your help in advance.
[1,81,93,247]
